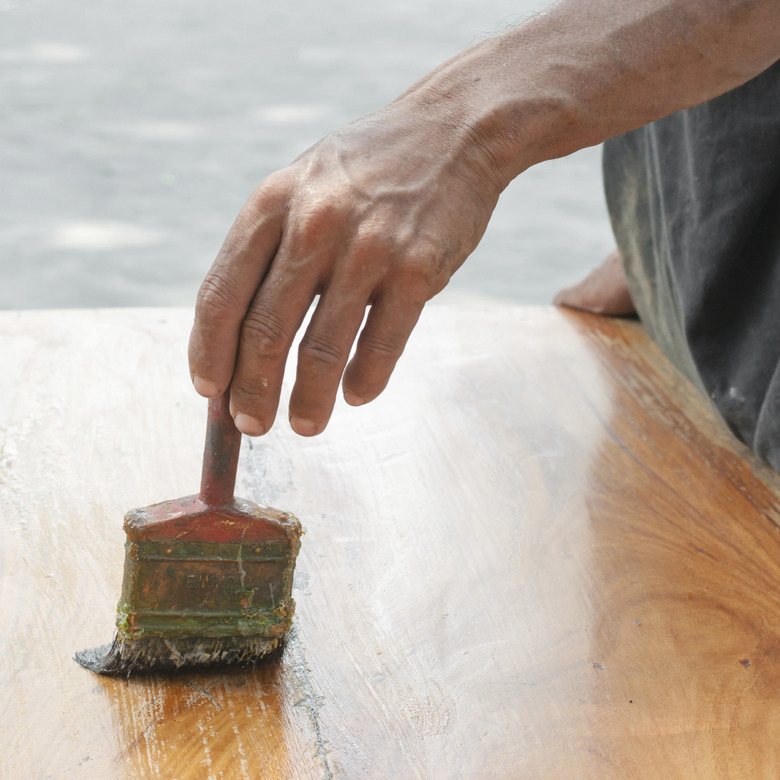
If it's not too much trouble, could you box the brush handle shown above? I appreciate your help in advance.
[199,392,241,506]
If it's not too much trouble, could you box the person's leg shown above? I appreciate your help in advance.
[566,61,780,473]
[553,248,636,316]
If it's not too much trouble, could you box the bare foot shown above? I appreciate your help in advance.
[553,249,636,316]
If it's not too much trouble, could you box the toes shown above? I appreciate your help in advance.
[553,249,636,317]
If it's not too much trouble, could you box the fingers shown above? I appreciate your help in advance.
[188,179,287,398]
[229,251,428,437]
[286,288,372,436]
[230,232,377,436]
[341,290,425,407]
[228,253,323,437]
[284,247,437,433]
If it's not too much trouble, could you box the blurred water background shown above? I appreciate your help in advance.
[0,0,615,309]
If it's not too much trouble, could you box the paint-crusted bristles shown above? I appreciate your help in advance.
[74,395,301,679]
[74,634,282,677]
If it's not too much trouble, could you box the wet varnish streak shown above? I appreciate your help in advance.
[2,306,780,778]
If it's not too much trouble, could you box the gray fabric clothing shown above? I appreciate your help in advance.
[603,60,780,472]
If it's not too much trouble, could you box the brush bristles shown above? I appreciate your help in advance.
[74,634,282,676]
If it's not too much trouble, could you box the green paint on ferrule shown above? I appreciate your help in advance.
[116,598,296,640]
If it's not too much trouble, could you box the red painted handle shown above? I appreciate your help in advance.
[199,393,241,506]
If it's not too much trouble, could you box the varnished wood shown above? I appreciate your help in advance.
[2,306,780,778]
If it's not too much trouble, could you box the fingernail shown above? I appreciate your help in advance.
[234,413,266,436]
[193,375,220,397]
[344,391,366,407]
[290,417,319,436]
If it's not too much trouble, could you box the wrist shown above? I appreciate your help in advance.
[398,31,584,194]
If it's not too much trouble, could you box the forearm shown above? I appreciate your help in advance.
[396,0,780,188]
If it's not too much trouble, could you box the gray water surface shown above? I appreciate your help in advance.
[0,0,615,309]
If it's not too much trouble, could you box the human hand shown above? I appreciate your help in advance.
[190,0,779,438]
[188,97,503,436]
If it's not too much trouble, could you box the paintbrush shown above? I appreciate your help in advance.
[75,393,301,675]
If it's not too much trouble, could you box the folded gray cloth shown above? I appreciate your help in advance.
[603,60,780,473]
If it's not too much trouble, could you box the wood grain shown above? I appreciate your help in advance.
[2,306,780,779]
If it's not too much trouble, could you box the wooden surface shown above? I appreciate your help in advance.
[3,306,780,779]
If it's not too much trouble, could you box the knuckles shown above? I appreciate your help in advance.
[195,272,244,329]
[297,333,346,371]
[388,252,448,299]
[240,308,290,360]
[244,170,293,220]
[344,229,451,298]
[288,198,354,262]
[357,329,406,359]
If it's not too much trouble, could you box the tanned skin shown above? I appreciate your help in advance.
[188,0,780,437]
[553,249,636,316]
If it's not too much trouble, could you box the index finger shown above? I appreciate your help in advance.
[188,180,287,397]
